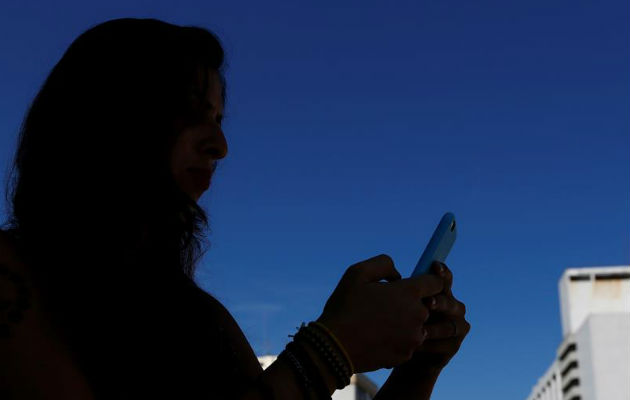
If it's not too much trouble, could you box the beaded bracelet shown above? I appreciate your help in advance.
[278,346,312,399]
[294,323,352,389]
[296,326,346,387]
[287,341,333,400]
[310,321,354,375]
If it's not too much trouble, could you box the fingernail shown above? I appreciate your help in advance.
[431,297,437,308]
[422,328,428,339]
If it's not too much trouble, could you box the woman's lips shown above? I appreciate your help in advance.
[187,168,212,191]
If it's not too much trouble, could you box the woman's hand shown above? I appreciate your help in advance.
[316,254,444,373]
[397,261,470,375]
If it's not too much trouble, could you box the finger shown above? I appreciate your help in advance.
[426,294,466,317]
[397,274,444,299]
[424,318,470,340]
[412,302,431,326]
[348,254,402,283]
[430,261,453,295]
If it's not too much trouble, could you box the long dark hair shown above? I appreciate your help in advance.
[2,18,229,395]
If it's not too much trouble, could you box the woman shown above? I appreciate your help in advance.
[0,18,470,399]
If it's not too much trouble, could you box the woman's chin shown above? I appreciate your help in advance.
[191,189,203,202]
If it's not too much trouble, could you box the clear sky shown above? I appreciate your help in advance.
[1,1,628,398]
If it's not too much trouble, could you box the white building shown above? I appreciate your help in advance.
[258,354,378,400]
[526,266,630,400]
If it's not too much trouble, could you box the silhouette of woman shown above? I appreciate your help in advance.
[1,18,469,399]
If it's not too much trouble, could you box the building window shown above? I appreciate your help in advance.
[561,360,579,378]
[559,343,577,361]
[562,378,580,394]
[595,272,630,280]
[569,275,590,281]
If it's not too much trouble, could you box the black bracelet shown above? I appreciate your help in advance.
[278,347,312,400]
[309,322,354,376]
[306,323,352,382]
[287,341,333,400]
[295,324,351,389]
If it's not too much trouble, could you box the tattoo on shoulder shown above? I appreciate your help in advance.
[0,263,32,338]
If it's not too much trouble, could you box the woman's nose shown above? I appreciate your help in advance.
[200,127,228,160]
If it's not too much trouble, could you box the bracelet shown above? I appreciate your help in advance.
[294,323,352,389]
[304,326,350,388]
[310,321,355,375]
[287,341,333,400]
[278,346,312,399]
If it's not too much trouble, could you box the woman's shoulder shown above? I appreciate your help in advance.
[184,283,264,380]
[0,229,95,398]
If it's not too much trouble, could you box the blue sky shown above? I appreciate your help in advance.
[1,1,628,398]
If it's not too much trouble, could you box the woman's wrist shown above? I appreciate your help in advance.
[295,322,352,389]
[277,320,356,398]
[298,339,337,396]
[375,365,441,400]
[310,320,354,376]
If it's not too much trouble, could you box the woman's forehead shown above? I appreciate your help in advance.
[193,67,223,100]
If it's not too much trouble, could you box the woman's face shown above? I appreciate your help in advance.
[170,69,227,202]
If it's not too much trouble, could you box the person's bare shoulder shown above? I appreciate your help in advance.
[0,229,95,399]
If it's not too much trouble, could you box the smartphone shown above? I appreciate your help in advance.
[410,212,457,277]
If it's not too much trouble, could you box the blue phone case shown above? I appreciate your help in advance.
[410,212,457,277]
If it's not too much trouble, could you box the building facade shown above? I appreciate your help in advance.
[258,355,378,400]
[526,266,630,400]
